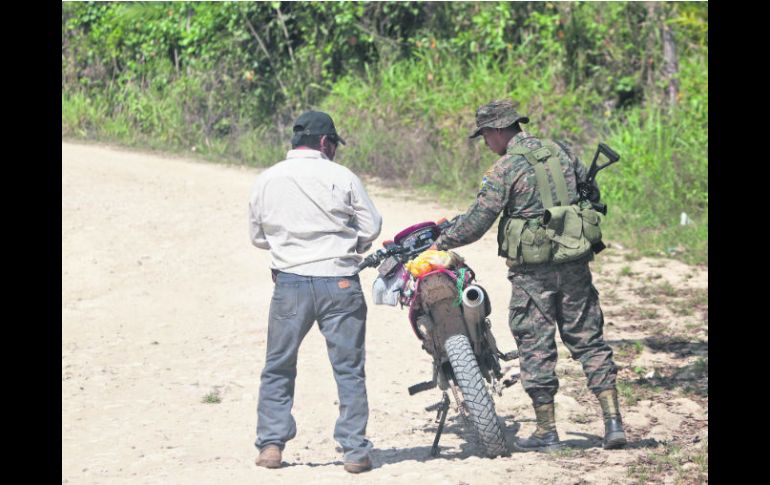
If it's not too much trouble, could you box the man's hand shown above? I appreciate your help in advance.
[429,243,439,251]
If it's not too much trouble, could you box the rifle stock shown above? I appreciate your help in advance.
[578,142,621,215]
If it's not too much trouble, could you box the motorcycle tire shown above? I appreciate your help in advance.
[444,333,508,457]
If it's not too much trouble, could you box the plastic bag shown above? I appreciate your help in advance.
[372,266,407,306]
[404,250,454,277]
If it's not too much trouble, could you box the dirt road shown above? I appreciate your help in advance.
[62,142,708,484]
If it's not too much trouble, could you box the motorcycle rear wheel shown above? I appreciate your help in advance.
[444,333,508,457]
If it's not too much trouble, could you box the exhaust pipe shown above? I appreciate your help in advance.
[461,285,486,350]
[462,285,485,308]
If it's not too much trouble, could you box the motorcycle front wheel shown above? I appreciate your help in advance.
[444,333,508,457]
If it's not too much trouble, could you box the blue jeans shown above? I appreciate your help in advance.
[255,271,373,462]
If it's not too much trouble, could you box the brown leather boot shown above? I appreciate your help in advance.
[597,389,627,449]
[514,403,563,452]
[255,444,282,468]
[343,456,372,474]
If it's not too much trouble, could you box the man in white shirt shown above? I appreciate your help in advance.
[250,111,382,474]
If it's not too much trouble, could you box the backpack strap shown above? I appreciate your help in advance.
[509,143,571,209]
[543,141,570,207]
[509,146,554,209]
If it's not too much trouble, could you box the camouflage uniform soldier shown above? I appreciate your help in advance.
[433,100,626,451]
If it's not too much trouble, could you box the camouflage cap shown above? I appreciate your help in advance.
[468,99,529,139]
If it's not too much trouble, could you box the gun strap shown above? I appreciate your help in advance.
[553,139,590,190]
[553,139,572,159]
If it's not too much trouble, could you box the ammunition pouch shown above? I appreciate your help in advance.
[498,218,551,267]
[498,202,603,268]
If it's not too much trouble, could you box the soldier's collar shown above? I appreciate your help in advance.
[508,131,534,149]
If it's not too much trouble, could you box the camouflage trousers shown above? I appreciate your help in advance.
[508,258,617,405]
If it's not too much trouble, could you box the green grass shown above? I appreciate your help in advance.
[628,439,708,485]
[62,47,707,266]
[619,266,634,277]
[614,341,644,361]
[202,390,222,404]
[603,210,708,266]
[671,288,708,317]
[691,357,708,377]
[617,379,663,406]
[639,308,660,320]
[546,447,586,459]
[658,281,677,297]
[617,381,641,406]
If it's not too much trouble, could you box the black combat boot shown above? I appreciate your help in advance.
[514,402,563,452]
[597,389,627,449]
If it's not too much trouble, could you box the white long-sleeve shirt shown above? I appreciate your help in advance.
[249,149,383,276]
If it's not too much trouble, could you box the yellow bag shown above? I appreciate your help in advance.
[422,249,453,268]
[405,250,453,277]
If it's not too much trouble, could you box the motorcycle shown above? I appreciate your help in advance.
[356,219,520,457]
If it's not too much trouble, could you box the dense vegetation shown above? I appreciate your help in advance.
[62,2,708,264]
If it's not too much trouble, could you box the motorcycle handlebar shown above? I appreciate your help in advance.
[356,219,455,273]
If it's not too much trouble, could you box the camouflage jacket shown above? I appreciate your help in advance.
[435,131,598,251]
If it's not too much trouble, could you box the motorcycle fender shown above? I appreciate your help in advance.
[418,273,470,355]
[430,299,469,350]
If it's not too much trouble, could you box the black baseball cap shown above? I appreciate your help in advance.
[291,110,346,145]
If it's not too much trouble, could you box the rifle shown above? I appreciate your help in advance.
[577,142,620,216]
